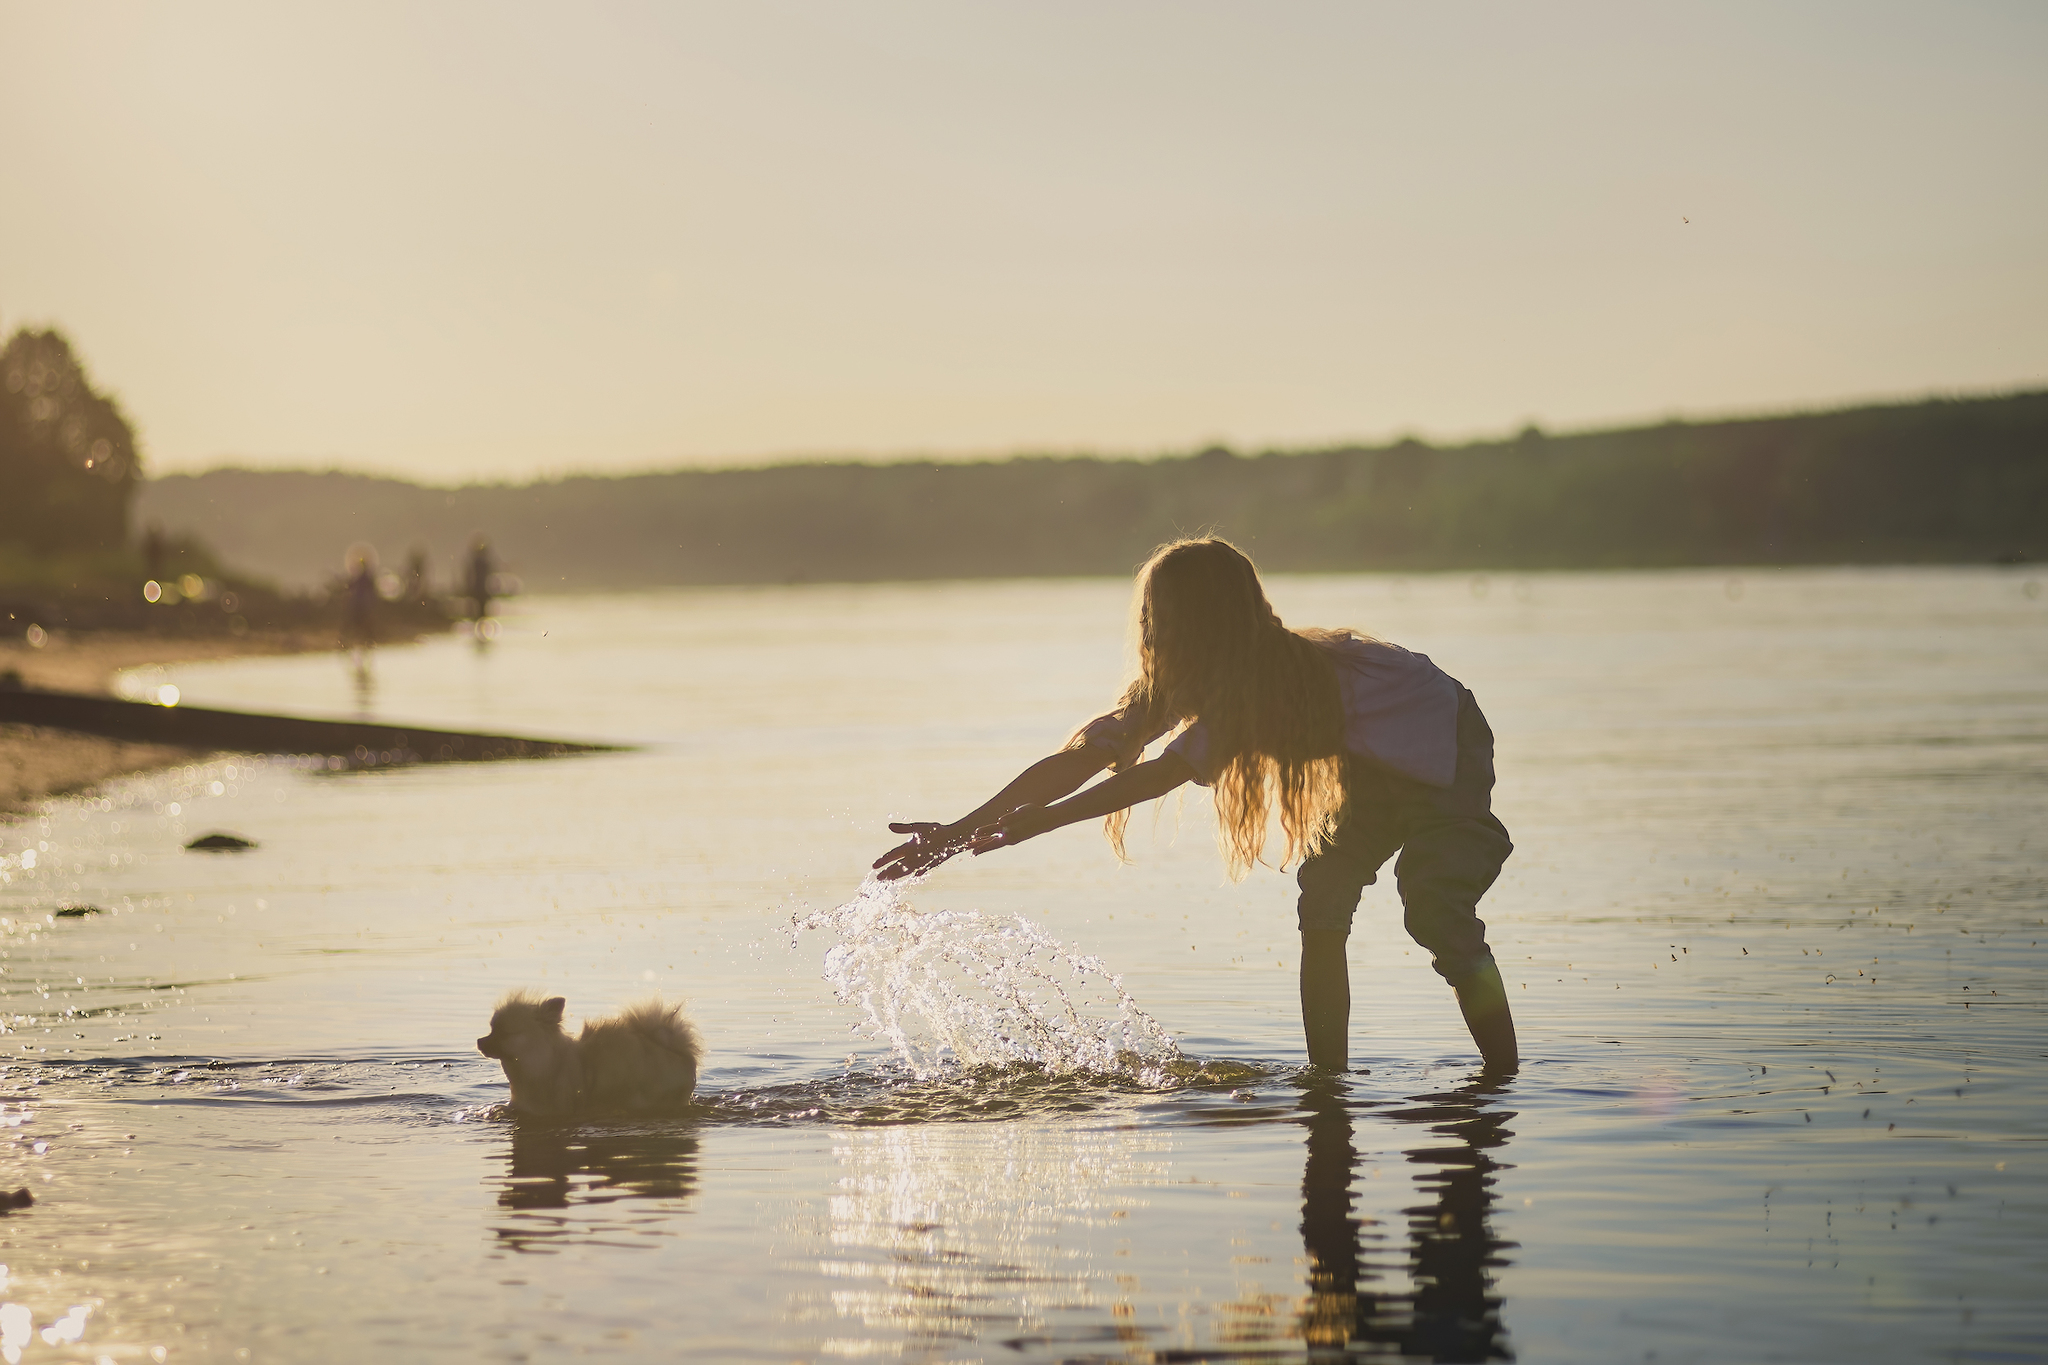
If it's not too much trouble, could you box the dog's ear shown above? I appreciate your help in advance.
[540,997,566,1025]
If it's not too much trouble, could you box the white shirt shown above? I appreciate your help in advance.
[1079,635,1463,788]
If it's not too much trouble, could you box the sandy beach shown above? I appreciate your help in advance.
[0,629,328,817]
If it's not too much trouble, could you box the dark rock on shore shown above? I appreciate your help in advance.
[187,832,257,851]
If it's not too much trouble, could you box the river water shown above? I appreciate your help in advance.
[1,567,2043,1362]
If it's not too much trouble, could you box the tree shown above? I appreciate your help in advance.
[0,327,143,557]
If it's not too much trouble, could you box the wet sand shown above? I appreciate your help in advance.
[0,629,328,815]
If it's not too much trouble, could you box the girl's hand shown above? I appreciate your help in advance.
[873,821,967,881]
[970,804,1053,855]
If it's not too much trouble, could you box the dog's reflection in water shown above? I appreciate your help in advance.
[490,1123,702,1250]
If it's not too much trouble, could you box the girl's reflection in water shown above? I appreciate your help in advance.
[1299,1076,1515,1361]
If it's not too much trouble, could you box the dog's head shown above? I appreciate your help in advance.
[477,992,567,1062]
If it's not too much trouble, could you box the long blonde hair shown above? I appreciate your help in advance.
[1095,538,1347,878]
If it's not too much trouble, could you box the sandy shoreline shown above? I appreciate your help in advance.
[0,629,331,818]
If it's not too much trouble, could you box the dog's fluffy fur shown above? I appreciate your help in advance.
[477,992,701,1117]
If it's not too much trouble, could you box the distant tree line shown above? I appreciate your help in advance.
[141,390,2048,591]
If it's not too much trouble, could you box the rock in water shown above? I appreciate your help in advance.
[54,905,102,918]
[0,1188,32,1212]
[186,833,258,852]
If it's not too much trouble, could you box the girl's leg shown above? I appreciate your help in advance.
[1393,812,1518,1072]
[1299,930,1352,1070]
[1295,782,1402,1071]
[1452,959,1519,1074]
[1391,690,1519,1073]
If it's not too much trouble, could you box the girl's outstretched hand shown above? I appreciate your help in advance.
[873,821,969,881]
[970,804,1054,855]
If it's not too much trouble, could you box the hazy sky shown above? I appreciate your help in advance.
[3,2,2044,483]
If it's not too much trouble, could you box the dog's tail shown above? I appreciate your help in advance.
[617,997,702,1071]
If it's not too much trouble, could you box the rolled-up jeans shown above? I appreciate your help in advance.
[1294,688,1512,985]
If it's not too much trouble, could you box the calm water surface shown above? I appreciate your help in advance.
[2,567,2044,1362]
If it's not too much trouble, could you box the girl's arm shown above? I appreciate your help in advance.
[873,745,1113,880]
[969,752,1197,854]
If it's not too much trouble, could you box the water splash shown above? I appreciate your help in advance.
[791,876,1184,1083]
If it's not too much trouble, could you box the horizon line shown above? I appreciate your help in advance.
[148,379,2048,492]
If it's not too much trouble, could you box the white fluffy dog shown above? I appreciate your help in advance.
[477,992,701,1117]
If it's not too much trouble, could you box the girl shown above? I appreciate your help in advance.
[872,538,1518,1074]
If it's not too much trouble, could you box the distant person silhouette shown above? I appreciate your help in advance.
[404,545,431,606]
[466,535,495,623]
[872,536,1518,1075]
[341,544,378,650]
